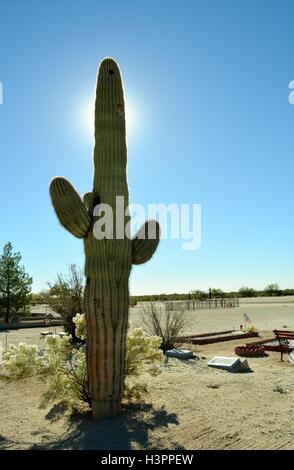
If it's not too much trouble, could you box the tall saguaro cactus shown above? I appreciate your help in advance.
[49,58,160,419]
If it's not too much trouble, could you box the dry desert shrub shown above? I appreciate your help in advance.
[141,302,187,353]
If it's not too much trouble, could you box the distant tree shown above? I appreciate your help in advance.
[283,288,294,296]
[210,288,225,298]
[30,292,47,305]
[191,290,207,300]
[43,264,84,339]
[238,287,257,298]
[0,242,33,323]
[129,297,137,307]
[263,283,281,297]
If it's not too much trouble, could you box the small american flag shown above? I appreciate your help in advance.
[244,313,251,323]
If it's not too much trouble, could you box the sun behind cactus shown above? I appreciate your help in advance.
[49,58,160,419]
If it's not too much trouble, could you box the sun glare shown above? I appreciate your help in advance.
[125,97,140,139]
[81,98,95,139]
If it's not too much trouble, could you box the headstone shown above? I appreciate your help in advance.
[40,331,52,337]
[208,356,250,373]
[165,348,194,359]
[207,356,241,371]
[231,358,250,373]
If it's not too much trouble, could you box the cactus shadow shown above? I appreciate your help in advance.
[44,402,69,422]
[0,434,15,450]
[30,403,181,450]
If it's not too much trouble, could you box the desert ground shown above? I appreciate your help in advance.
[0,297,294,450]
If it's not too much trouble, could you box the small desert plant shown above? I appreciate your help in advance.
[273,384,286,394]
[141,302,187,353]
[2,343,43,378]
[1,314,163,409]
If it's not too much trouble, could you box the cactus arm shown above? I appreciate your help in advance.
[132,220,160,265]
[50,177,91,238]
[83,192,93,209]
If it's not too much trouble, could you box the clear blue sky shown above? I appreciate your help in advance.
[0,0,293,294]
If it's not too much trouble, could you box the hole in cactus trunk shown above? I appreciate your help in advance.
[109,70,114,75]
[116,104,124,115]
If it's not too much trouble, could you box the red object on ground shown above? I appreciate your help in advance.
[177,331,258,345]
[235,344,265,357]
[245,337,294,353]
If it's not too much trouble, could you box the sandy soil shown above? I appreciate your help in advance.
[0,299,294,450]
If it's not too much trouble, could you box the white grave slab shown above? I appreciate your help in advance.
[207,356,240,371]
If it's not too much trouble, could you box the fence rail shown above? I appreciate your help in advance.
[0,319,63,330]
[165,298,239,311]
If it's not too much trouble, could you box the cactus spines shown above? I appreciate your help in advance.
[49,58,160,419]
